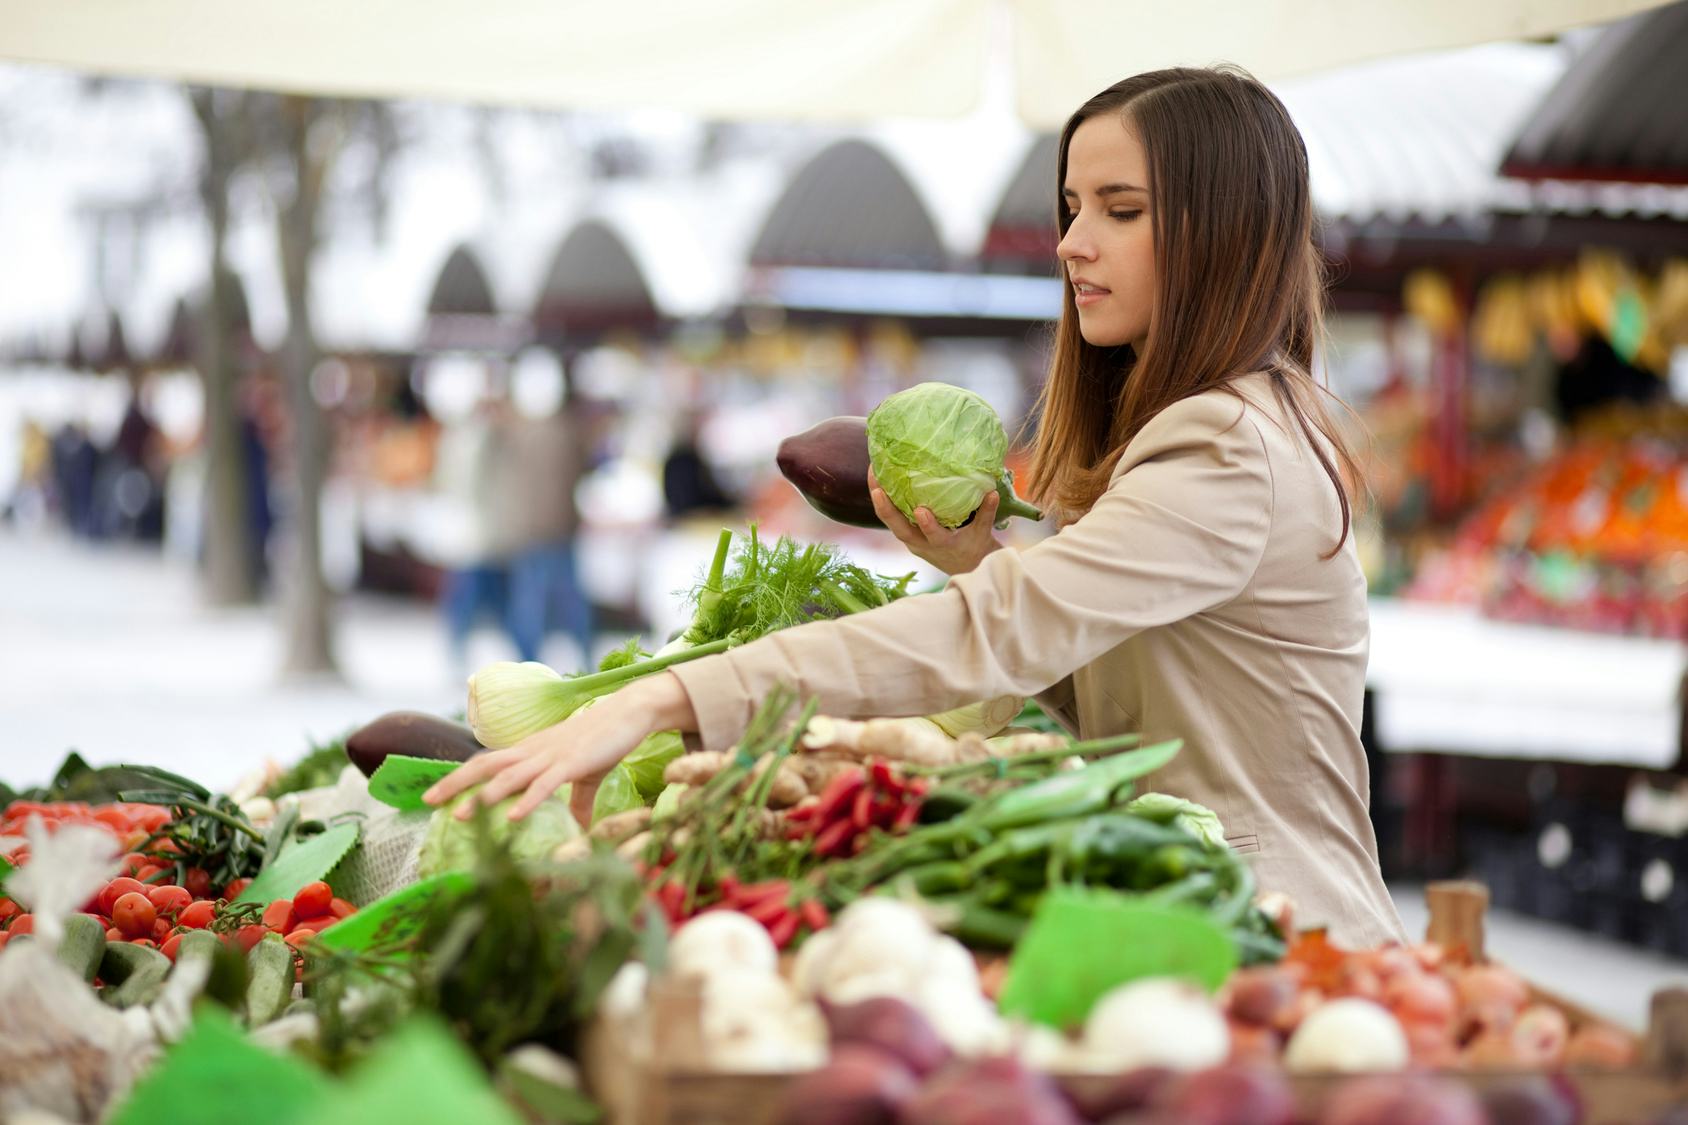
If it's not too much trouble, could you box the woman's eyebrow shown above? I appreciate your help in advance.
[1061,182,1148,198]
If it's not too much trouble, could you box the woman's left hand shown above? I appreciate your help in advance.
[869,468,1003,576]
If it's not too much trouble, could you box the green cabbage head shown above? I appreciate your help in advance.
[418,784,582,877]
[1126,793,1228,851]
[866,383,1042,529]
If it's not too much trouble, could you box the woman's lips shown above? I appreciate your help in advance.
[1073,283,1111,308]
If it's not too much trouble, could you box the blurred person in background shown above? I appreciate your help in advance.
[506,401,595,671]
[50,419,99,538]
[4,418,52,528]
[661,406,736,522]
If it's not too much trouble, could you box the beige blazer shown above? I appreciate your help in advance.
[672,372,1406,948]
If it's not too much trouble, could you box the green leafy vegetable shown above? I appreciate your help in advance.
[266,736,353,798]
[417,787,580,878]
[866,382,1042,528]
[1126,793,1228,850]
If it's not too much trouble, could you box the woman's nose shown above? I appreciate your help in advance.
[1057,222,1094,264]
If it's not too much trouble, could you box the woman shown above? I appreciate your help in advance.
[427,66,1405,947]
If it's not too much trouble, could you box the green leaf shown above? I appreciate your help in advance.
[108,1006,327,1125]
[313,872,475,957]
[309,1017,527,1125]
[368,755,460,812]
[997,887,1238,1030]
[236,822,360,906]
[590,767,641,823]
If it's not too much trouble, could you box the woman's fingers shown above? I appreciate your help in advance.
[567,775,601,828]
[510,763,575,822]
[870,486,920,545]
[424,748,515,805]
[455,754,549,818]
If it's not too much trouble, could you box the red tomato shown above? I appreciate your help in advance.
[283,928,316,950]
[160,933,183,961]
[112,893,157,939]
[262,899,296,934]
[223,878,252,899]
[98,877,147,916]
[0,933,9,951]
[92,807,132,831]
[151,917,174,942]
[177,900,216,929]
[10,914,34,936]
[130,938,157,949]
[289,916,333,935]
[0,899,18,922]
[133,864,164,883]
[292,882,333,919]
[105,926,124,941]
[234,924,268,952]
[183,867,213,899]
[328,897,357,919]
[147,885,192,916]
[120,853,149,876]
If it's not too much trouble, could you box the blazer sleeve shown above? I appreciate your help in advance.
[669,393,1275,751]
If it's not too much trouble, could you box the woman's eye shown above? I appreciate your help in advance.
[1110,210,1143,222]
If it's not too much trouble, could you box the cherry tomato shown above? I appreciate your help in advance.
[283,928,316,950]
[183,867,213,899]
[147,885,192,917]
[0,933,9,951]
[98,877,147,916]
[223,878,252,899]
[112,893,157,939]
[105,926,124,941]
[0,899,19,922]
[160,933,184,961]
[10,914,33,935]
[133,864,164,883]
[177,900,217,929]
[234,924,268,952]
[328,897,357,919]
[151,917,174,943]
[262,899,296,934]
[131,938,158,949]
[293,882,333,919]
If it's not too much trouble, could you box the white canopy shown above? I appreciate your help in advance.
[1,0,1671,128]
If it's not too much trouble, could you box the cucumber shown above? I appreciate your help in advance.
[244,933,297,1027]
[99,941,172,1007]
[175,929,222,965]
[56,914,106,982]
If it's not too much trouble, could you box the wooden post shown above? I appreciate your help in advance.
[1425,880,1489,962]
[1644,986,1688,1079]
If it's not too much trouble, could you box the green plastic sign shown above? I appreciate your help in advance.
[997,887,1238,1030]
[235,822,361,906]
[109,1007,327,1125]
[310,1017,526,1125]
[368,755,461,811]
[313,871,474,957]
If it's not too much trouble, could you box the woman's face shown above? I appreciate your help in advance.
[1057,115,1155,351]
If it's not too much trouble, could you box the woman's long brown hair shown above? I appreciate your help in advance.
[1024,66,1362,556]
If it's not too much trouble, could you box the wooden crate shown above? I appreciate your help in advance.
[583,881,1688,1125]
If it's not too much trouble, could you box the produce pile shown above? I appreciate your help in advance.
[1404,422,1688,641]
[0,384,1673,1122]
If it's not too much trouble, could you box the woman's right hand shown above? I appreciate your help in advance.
[868,468,1003,576]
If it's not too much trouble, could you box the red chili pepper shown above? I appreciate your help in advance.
[744,895,789,927]
[733,880,790,907]
[869,758,902,793]
[851,787,875,831]
[892,800,923,831]
[785,803,817,823]
[798,899,830,932]
[814,771,867,824]
[814,818,856,858]
[870,794,900,830]
[768,910,801,950]
[717,874,741,901]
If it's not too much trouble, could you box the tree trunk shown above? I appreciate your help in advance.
[275,96,339,678]
[191,89,259,606]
